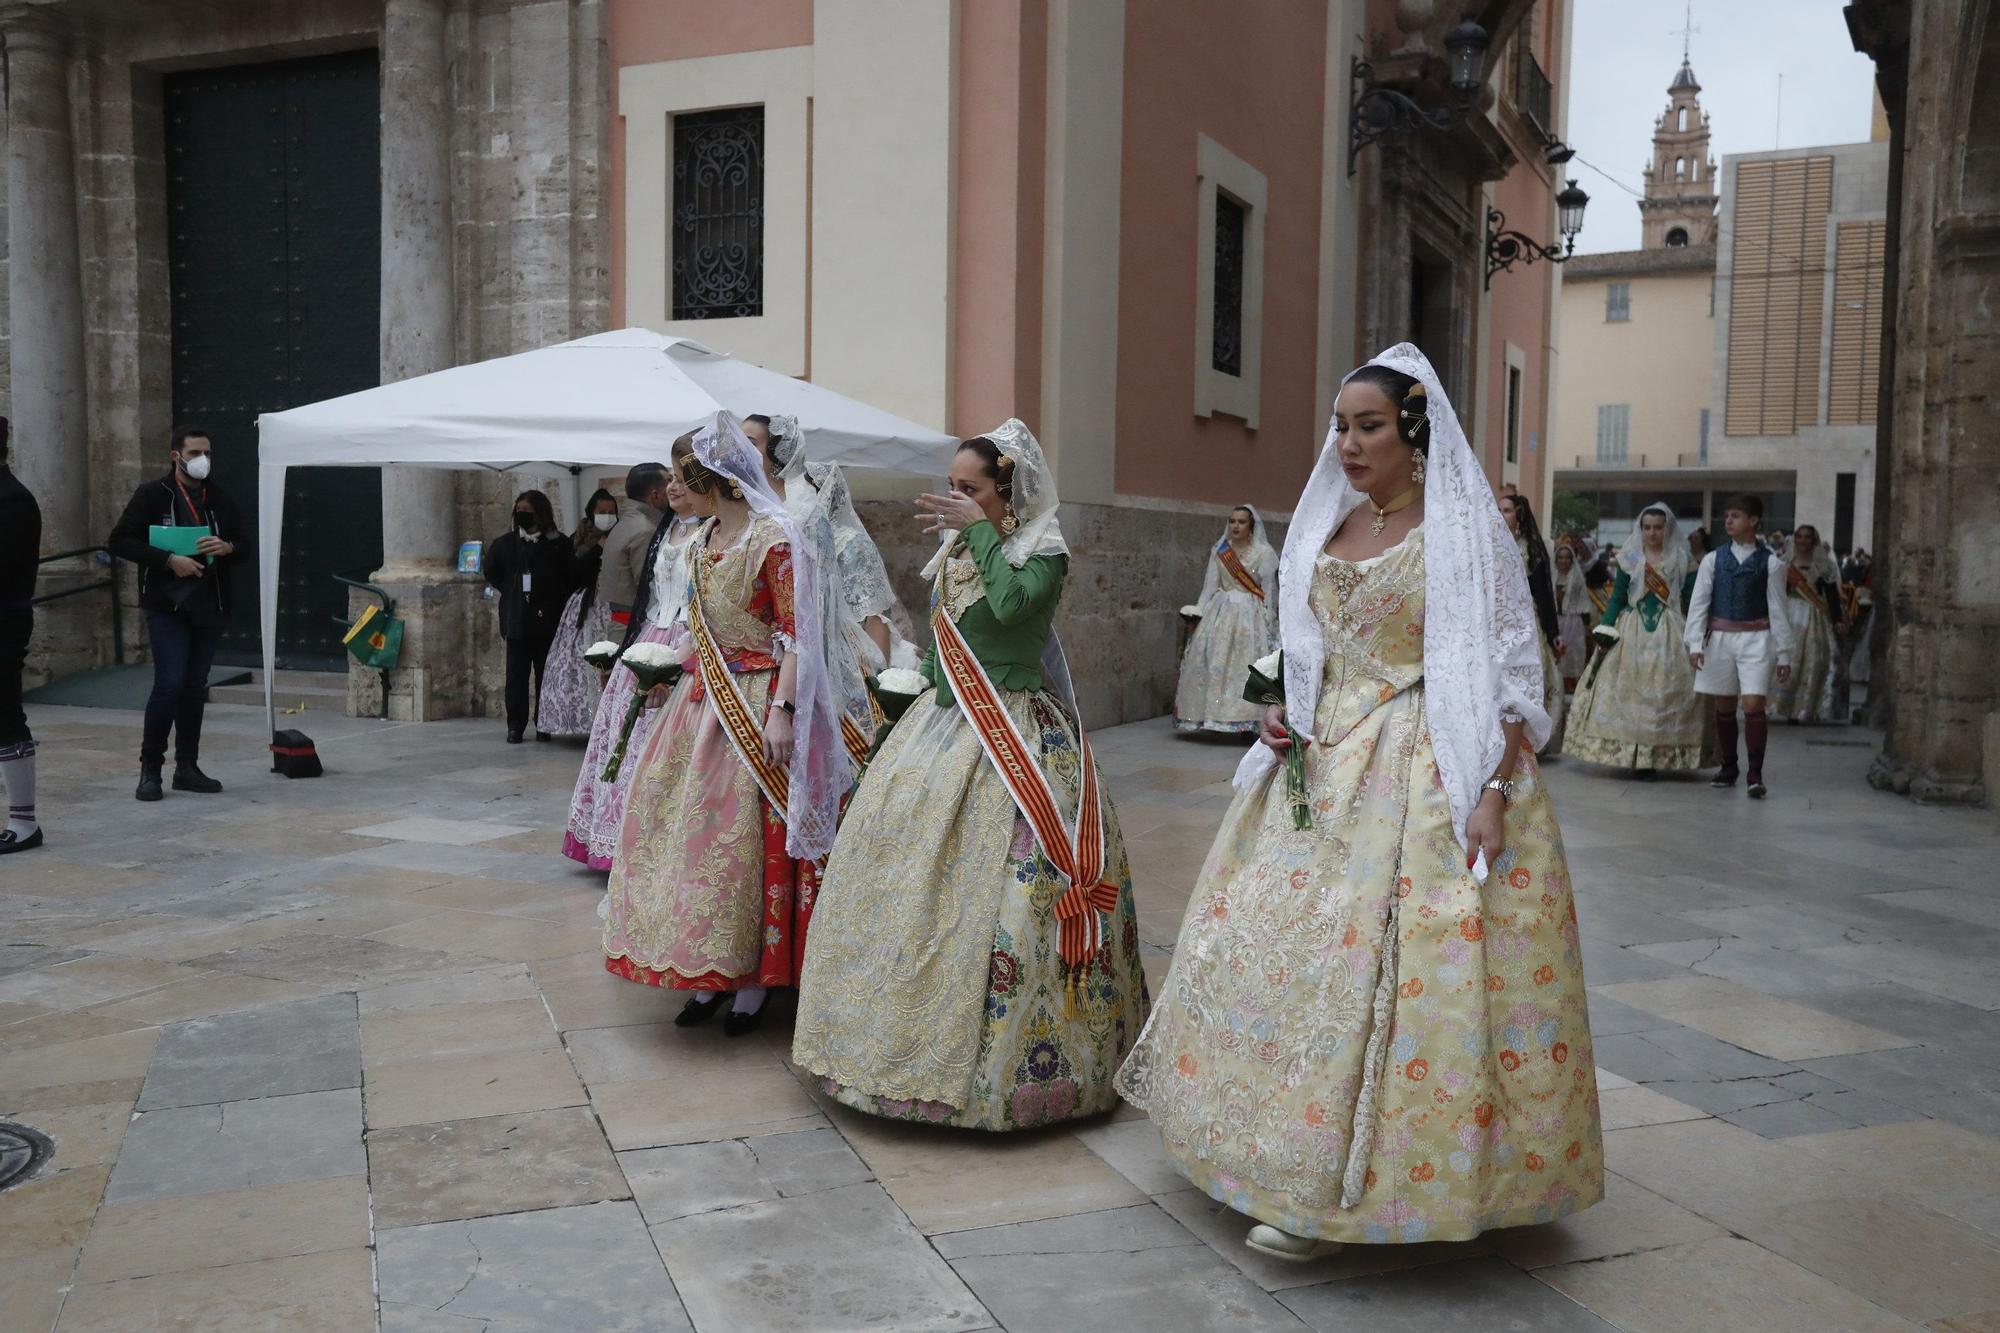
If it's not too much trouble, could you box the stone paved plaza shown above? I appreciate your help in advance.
[2,697,1998,1332]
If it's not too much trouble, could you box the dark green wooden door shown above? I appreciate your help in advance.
[166,49,382,667]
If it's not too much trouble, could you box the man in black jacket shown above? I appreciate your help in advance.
[0,418,45,852]
[108,425,243,800]
[483,490,574,743]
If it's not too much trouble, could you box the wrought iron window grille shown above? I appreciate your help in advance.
[672,106,766,321]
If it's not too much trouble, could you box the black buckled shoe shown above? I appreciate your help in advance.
[722,999,767,1039]
[674,994,723,1028]
[1709,766,1739,789]
[136,767,164,802]
[0,827,44,854]
[172,765,224,794]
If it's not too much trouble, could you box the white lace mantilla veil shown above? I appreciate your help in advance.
[768,412,904,630]
[1620,501,1688,588]
[690,412,852,860]
[1232,343,1549,882]
[760,413,877,726]
[919,418,1082,717]
[1554,543,1590,616]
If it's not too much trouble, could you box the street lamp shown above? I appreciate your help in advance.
[1484,179,1590,288]
[1347,18,1491,176]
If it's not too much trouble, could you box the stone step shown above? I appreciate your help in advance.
[209,669,350,709]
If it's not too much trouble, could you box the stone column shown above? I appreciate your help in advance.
[3,8,88,555]
[361,0,467,721]
[376,0,455,579]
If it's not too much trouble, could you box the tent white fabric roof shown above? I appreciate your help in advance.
[253,328,958,732]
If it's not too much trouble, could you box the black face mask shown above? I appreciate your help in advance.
[514,511,537,532]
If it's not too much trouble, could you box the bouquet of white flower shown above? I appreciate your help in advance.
[583,640,623,672]
[1243,649,1309,830]
[601,641,685,783]
[870,666,930,724]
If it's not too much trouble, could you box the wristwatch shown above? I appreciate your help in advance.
[776,699,796,716]
[1482,777,1517,805]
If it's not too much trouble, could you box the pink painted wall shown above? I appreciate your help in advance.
[605,0,815,329]
[950,0,1046,437]
[1112,0,1330,511]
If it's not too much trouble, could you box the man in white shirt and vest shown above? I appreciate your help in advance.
[1684,493,1794,799]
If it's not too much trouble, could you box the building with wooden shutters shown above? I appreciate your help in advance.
[1554,59,1888,556]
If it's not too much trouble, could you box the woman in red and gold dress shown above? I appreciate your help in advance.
[602,415,851,1036]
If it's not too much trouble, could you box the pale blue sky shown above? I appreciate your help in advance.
[1564,0,1880,254]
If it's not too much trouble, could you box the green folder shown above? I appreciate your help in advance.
[149,525,212,558]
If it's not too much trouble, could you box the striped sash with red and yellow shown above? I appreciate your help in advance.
[1216,543,1265,599]
[1786,563,1831,617]
[687,587,790,815]
[1643,564,1674,608]
[930,602,1117,976]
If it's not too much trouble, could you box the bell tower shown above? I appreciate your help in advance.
[1639,59,1719,249]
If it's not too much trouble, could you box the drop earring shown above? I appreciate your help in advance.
[1411,449,1427,486]
[1000,504,1019,535]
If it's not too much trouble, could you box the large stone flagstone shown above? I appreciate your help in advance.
[137,992,360,1110]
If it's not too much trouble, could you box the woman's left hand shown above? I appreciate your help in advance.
[763,708,795,768]
[916,491,985,536]
[1465,790,1507,872]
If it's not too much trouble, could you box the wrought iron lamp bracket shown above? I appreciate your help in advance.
[1347,56,1474,177]
[1484,207,1576,288]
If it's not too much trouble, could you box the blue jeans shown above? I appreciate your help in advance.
[142,610,219,769]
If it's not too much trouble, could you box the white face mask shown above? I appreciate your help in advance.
[181,454,211,481]
[593,513,617,533]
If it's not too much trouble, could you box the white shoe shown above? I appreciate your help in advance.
[1245,1224,1343,1261]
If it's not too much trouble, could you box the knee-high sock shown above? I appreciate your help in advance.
[1744,712,1768,776]
[1714,709,1739,769]
[0,746,36,836]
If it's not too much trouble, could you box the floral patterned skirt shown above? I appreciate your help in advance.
[1772,603,1841,723]
[537,590,613,738]
[1116,683,1603,1243]
[563,622,681,870]
[793,687,1150,1131]
[1566,608,1711,771]
[1174,590,1272,734]
[602,665,817,991]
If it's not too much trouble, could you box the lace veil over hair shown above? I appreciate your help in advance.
[690,412,852,859]
[1234,343,1549,880]
[1620,501,1688,588]
[768,412,905,641]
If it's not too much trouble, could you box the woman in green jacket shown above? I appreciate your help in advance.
[793,422,1150,1130]
[1565,502,1709,776]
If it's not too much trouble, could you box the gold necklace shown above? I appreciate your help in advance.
[1367,487,1419,536]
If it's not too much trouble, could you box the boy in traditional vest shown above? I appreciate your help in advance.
[1684,494,1794,798]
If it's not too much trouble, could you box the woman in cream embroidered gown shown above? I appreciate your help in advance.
[1566,503,1708,775]
[1117,346,1602,1260]
[564,468,701,870]
[794,422,1150,1131]
[603,418,851,1035]
[1174,506,1280,735]
[1770,523,1844,724]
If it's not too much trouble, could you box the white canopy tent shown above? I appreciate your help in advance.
[253,328,958,735]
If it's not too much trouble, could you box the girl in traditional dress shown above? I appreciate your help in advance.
[537,488,620,737]
[1499,494,1566,754]
[1564,503,1707,778]
[563,462,701,869]
[603,416,850,1036]
[1552,541,1591,692]
[793,422,1150,1131]
[1116,345,1602,1261]
[1771,523,1845,724]
[1174,506,1280,735]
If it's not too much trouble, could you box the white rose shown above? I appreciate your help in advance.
[1252,649,1283,678]
[1180,605,1202,617]
[876,667,929,696]
[888,639,923,672]
[622,642,678,670]
[584,640,623,659]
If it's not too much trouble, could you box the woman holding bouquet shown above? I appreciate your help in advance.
[562,459,701,869]
[602,416,851,1035]
[537,489,621,738]
[1564,503,1707,776]
[1173,506,1279,735]
[1116,345,1601,1260]
[793,422,1149,1130]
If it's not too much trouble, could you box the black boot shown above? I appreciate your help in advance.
[136,767,163,802]
[172,765,224,794]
